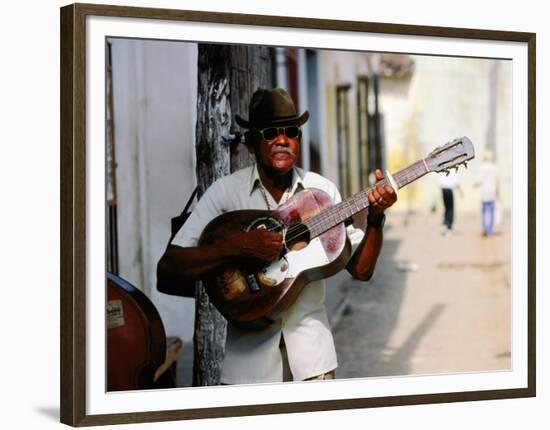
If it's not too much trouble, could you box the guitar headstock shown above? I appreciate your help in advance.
[425,137,475,175]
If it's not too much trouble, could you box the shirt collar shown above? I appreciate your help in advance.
[249,163,305,197]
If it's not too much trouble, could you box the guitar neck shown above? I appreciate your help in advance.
[304,159,431,238]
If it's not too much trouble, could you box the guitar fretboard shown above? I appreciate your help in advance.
[304,159,430,238]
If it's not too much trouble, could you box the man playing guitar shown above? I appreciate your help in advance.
[156,88,397,384]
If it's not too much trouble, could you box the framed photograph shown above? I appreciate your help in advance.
[60,2,536,426]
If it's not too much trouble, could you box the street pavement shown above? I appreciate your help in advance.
[331,209,511,379]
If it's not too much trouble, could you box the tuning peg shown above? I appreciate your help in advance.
[455,166,459,173]
[445,170,450,176]
[464,161,468,169]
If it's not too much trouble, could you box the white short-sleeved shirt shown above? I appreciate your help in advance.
[478,161,498,202]
[172,164,364,383]
[438,170,459,189]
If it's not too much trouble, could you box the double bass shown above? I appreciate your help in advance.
[107,273,168,391]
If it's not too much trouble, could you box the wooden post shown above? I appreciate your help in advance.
[228,45,272,171]
[193,44,271,386]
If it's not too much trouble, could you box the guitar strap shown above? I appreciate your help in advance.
[162,186,199,299]
[169,186,198,243]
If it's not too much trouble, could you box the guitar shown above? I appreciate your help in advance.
[198,137,475,330]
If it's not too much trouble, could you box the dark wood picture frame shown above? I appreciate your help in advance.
[60,2,536,426]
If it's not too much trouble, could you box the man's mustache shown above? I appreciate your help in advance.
[270,147,294,155]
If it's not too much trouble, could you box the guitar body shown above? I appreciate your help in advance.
[198,188,351,330]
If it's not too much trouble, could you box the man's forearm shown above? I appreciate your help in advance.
[157,227,285,294]
[346,224,384,281]
[156,244,237,294]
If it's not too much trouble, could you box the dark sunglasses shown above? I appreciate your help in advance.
[254,125,301,141]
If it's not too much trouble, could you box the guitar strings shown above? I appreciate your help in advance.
[257,159,436,245]
[288,179,392,240]
[261,181,386,245]
[256,177,401,245]
[254,167,418,244]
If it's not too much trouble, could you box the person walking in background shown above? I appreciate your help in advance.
[438,170,462,236]
[476,149,499,236]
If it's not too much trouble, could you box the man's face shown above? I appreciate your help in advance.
[252,126,300,175]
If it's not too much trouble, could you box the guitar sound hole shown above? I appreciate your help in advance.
[246,217,310,252]
[284,223,311,251]
[246,216,284,233]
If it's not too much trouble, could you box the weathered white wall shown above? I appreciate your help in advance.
[317,51,512,213]
[318,50,371,190]
[111,39,198,341]
[383,56,513,212]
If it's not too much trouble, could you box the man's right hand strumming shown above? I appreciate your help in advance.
[222,229,283,263]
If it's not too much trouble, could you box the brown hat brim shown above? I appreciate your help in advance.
[236,110,310,129]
